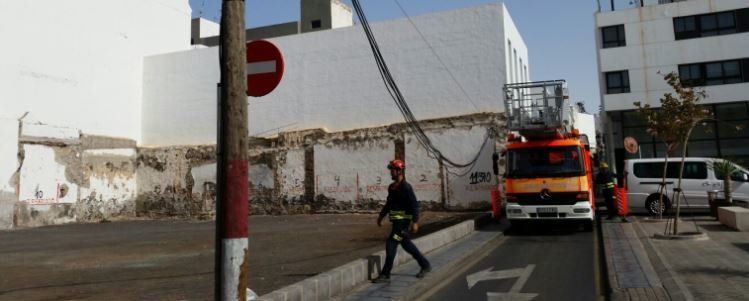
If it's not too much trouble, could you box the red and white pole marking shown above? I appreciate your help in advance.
[220,160,249,300]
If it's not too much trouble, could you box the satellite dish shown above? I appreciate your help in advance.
[624,136,639,154]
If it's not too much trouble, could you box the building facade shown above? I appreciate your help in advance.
[0,2,531,229]
[595,0,749,172]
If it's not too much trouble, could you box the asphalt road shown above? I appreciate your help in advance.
[423,220,603,301]
[0,212,477,301]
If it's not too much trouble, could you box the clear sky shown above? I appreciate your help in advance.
[189,0,602,113]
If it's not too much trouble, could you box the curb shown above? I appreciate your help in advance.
[632,220,694,301]
[258,213,489,301]
[601,219,668,301]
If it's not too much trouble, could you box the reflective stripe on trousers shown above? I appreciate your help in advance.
[389,210,412,221]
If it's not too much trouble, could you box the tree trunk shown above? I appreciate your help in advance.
[724,174,733,205]
[673,127,694,235]
[657,145,670,220]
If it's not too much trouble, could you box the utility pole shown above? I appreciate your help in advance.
[217,0,248,300]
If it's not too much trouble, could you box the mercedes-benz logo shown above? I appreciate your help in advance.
[539,189,552,200]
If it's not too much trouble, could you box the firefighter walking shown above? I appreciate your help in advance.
[372,159,431,283]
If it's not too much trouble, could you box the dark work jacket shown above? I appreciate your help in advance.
[379,180,420,223]
[595,170,617,189]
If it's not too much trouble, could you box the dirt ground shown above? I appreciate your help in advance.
[0,211,480,301]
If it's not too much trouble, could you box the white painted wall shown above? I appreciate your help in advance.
[405,136,443,205]
[427,127,497,208]
[279,149,306,200]
[0,118,18,198]
[0,0,191,142]
[574,112,598,152]
[596,0,749,111]
[18,145,79,205]
[79,148,137,218]
[314,140,393,203]
[331,0,353,29]
[142,4,521,146]
[0,117,19,228]
[503,4,530,83]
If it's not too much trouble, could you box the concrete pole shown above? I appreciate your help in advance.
[217,0,248,300]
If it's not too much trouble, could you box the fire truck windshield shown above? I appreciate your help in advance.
[506,146,585,178]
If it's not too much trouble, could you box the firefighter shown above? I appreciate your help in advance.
[372,159,431,283]
[595,162,621,220]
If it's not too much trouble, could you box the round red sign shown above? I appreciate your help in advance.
[246,40,284,97]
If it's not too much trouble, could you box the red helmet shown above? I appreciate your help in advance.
[387,159,405,170]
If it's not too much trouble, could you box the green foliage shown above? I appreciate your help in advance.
[713,159,740,179]
[633,72,710,152]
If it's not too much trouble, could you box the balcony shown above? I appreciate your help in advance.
[597,0,687,12]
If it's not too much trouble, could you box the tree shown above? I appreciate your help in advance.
[635,72,709,234]
[712,159,740,204]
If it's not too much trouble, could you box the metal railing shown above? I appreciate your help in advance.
[503,80,570,134]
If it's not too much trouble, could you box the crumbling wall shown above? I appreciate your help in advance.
[312,136,394,212]
[0,117,20,229]
[12,122,138,228]
[130,112,504,218]
[135,145,215,219]
[7,113,504,228]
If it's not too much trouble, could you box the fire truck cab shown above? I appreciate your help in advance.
[502,80,595,231]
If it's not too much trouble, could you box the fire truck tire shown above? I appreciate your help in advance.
[645,194,670,216]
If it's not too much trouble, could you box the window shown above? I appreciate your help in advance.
[605,70,630,94]
[633,162,707,179]
[674,9,748,40]
[506,147,584,178]
[601,24,626,48]
[311,20,321,29]
[678,59,747,87]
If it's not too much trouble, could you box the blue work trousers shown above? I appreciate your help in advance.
[380,220,430,277]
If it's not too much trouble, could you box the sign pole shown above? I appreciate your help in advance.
[217,0,249,300]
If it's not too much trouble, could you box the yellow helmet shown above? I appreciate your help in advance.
[600,162,609,169]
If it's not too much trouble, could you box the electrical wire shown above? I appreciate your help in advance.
[351,0,495,174]
[392,0,481,113]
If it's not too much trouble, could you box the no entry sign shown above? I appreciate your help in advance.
[246,40,284,97]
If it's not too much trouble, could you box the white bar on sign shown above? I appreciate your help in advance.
[246,61,276,75]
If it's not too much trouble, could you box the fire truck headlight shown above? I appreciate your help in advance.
[508,209,523,214]
[573,208,591,213]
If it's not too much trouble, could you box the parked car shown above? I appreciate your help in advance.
[623,158,749,215]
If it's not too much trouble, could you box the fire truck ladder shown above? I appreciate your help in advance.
[503,80,571,138]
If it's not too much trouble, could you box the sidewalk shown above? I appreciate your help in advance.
[635,216,749,301]
[341,225,504,301]
[603,215,749,301]
[601,218,669,301]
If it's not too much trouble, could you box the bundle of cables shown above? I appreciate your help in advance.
[350,0,495,175]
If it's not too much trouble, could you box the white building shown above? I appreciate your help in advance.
[595,0,749,172]
[0,1,530,228]
[143,3,528,146]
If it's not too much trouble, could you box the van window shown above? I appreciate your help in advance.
[633,162,707,179]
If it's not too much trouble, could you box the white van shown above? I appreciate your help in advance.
[623,158,749,215]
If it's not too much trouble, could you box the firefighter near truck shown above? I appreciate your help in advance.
[501,80,596,231]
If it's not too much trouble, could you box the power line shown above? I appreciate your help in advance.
[350,0,495,173]
[392,0,481,113]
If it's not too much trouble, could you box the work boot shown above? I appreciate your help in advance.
[606,216,615,220]
[371,275,390,283]
[621,217,629,223]
[416,266,431,278]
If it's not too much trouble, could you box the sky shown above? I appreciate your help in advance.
[188,0,603,113]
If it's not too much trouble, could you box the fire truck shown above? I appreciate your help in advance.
[502,80,595,231]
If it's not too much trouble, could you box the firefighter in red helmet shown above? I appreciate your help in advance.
[372,159,431,283]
